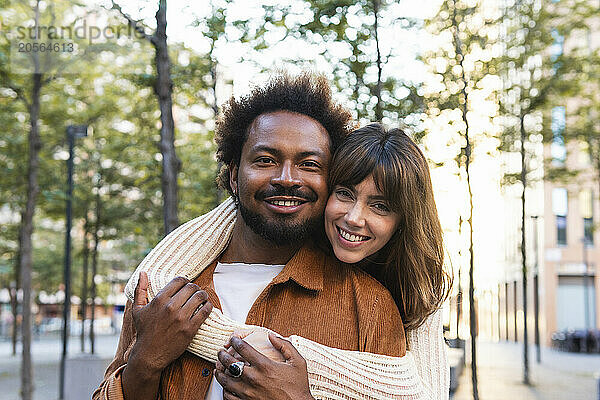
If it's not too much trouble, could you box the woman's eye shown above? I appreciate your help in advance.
[335,188,353,199]
[373,203,390,213]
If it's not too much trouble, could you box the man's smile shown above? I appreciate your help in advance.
[263,196,309,214]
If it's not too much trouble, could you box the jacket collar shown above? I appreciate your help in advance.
[193,259,222,311]
[270,243,325,292]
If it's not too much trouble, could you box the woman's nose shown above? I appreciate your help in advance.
[344,203,365,227]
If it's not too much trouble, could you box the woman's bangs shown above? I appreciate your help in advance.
[371,152,404,212]
[329,143,378,188]
[331,136,405,213]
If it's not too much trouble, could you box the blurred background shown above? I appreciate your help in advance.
[0,0,599,399]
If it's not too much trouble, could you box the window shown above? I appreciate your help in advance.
[552,188,568,216]
[553,188,568,245]
[551,106,566,165]
[557,215,567,245]
[584,217,593,245]
[579,142,592,166]
[581,190,593,246]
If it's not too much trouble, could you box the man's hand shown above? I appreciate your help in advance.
[214,333,314,400]
[130,272,213,372]
[122,272,213,400]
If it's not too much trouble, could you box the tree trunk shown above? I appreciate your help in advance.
[19,3,46,396]
[596,146,600,227]
[9,285,18,356]
[210,59,226,205]
[90,190,100,354]
[154,0,180,236]
[456,215,462,339]
[466,129,478,400]
[20,70,43,400]
[80,216,90,353]
[451,1,478,397]
[466,115,478,400]
[10,235,21,356]
[210,59,219,117]
[373,0,383,121]
[456,260,462,339]
[505,282,509,340]
[520,114,530,384]
[498,283,502,341]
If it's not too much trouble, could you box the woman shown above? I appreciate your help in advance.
[325,123,449,334]
[122,124,451,399]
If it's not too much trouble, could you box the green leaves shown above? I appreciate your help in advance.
[299,0,423,123]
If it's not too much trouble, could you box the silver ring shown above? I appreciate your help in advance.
[192,302,205,317]
[228,361,245,378]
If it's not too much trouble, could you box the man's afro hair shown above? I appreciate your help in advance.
[215,71,355,196]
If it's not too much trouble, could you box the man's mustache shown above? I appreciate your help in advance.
[256,186,318,202]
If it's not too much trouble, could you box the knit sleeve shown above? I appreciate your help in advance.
[179,299,438,399]
[289,335,427,399]
[406,309,449,400]
[184,306,440,400]
[183,309,436,400]
[122,198,447,399]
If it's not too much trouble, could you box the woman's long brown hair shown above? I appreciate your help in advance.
[328,123,452,332]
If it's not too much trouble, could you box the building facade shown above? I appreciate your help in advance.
[495,2,600,346]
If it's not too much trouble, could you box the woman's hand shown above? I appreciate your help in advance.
[226,329,286,362]
[214,333,314,400]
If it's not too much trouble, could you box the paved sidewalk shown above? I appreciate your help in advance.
[452,341,600,400]
[3,336,599,399]
[0,334,119,400]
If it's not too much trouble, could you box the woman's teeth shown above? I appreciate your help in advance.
[338,227,368,242]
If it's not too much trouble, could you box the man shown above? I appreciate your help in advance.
[94,72,405,400]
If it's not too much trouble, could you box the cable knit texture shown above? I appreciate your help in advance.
[124,197,449,400]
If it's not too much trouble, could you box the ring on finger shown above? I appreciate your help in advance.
[192,302,205,317]
[228,361,245,378]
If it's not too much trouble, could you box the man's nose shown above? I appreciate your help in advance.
[271,161,302,187]
[344,203,365,228]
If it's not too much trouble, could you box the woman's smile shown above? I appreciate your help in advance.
[336,225,371,245]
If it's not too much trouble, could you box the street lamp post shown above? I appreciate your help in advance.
[531,215,541,363]
[59,125,88,400]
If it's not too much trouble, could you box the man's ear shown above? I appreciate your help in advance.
[229,162,239,197]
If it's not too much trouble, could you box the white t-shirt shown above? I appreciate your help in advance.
[206,262,284,400]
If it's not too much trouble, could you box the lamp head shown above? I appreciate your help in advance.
[66,125,88,139]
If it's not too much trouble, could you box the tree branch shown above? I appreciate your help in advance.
[0,72,31,109]
[43,75,57,86]
[108,0,157,46]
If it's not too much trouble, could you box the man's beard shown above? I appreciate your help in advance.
[238,199,322,246]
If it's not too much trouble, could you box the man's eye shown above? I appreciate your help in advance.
[256,157,274,164]
[301,160,320,168]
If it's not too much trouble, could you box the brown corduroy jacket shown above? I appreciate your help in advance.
[92,244,406,400]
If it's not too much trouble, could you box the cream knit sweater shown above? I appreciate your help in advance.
[124,198,449,400]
